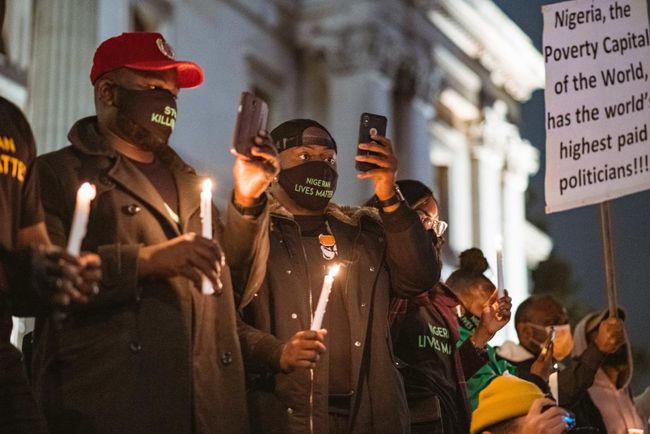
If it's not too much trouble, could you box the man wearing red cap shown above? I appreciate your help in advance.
[32,32,278,433]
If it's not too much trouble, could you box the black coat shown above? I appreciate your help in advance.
[33,117,251,434]
[237,197,441,434]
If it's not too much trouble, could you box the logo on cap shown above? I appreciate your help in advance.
[156,38,176,60]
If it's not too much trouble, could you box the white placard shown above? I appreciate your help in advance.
[543,0,650,213]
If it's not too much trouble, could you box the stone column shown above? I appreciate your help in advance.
[471,145,504,252]
[301,25,403,205]
[392,52,440,185]
[502,170,530,309]
[327,69,394,205]
[471,144,507,342]
[397,98,435,184]
[27,0,99,154]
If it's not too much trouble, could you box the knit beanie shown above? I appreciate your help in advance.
[470,374,545,434]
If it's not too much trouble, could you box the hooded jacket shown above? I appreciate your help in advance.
[497,327,607,408]
[570,313,645,433]
[389,283,489,433]
[32,117,256,434]
[237,195,441,434]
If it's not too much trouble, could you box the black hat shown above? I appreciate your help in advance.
[270,119,337,153]
[396,180,434,207]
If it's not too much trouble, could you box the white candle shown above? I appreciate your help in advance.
[200,179,214,295]
[311,264,341,331]
[496,235,505,298]
[67,182,96,256]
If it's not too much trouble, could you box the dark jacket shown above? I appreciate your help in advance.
[389,283,488,433]
[33,117,254,434]
[237,197,441,434]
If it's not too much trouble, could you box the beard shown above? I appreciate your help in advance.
[113,110,168,153]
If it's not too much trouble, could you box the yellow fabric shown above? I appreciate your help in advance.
[470,374,545,434]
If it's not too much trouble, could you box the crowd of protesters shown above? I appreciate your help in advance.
[0,11,648,434]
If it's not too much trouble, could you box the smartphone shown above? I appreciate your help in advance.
[355,112,387,172]
[541,404,576,431]
[542,326,556,357]
[231,91,268,157]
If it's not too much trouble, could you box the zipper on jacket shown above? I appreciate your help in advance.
[300,232,315,434]
[286,217,316,434]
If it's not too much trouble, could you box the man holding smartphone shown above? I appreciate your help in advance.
[497,295,625,407]
[236,118,441,433]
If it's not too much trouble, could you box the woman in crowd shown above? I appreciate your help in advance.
[386,180,512,434]
[446,248,517,410]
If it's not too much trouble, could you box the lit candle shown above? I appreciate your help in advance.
[311,264,341,331]
[67,182,96,256]
[200,179,214,295]
[496,235,505,298]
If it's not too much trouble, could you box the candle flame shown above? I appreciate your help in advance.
[495,234,503,251]
[202,179,212,192]
[78,182,96,201]
[327,264,341,278]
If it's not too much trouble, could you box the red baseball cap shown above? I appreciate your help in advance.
[90,32,203,88]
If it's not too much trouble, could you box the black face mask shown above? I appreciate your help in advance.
[278,161,338,211]
[458,311,480,333]
[113,86,177,152]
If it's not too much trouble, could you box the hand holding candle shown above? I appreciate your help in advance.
[311,264,341,331]
[200,179,215,295]
[67,182,96,256]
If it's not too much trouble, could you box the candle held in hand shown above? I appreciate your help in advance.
[200,179,214,295]
[311,264,341,331]
[67,182,96,256]
[496,235,504,298]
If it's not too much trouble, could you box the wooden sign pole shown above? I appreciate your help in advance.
[599,201,618,318]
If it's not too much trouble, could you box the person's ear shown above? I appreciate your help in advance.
[96,78,117,108]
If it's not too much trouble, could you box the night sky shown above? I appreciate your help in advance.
[493,0,650,388]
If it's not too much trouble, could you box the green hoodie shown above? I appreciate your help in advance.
[457,318,516,409]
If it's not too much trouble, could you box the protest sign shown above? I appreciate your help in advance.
[543,0,650,213]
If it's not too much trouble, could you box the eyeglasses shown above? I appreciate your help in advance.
[416,210,448,237]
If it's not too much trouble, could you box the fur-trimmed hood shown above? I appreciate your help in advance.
[267,193,382,228]
[573,312,634,390]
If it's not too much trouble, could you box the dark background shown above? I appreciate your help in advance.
[494,0,650,390]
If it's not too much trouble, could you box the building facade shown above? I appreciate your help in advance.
[2,0,551,344]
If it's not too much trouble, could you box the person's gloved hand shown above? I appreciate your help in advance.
[31,245,101,306]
